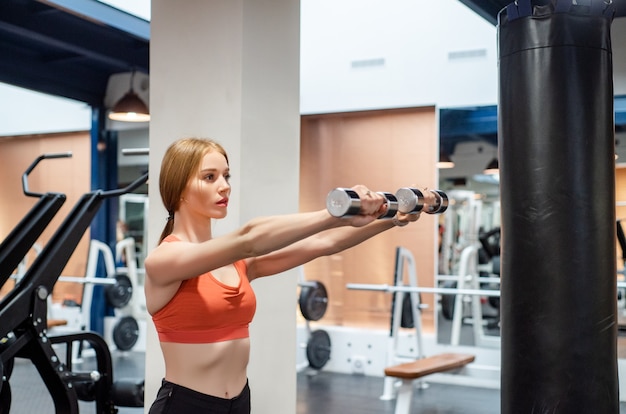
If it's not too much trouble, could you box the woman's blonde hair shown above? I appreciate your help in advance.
[158,137,229,243]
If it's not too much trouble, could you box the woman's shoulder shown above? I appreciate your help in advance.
[162,234,181,243]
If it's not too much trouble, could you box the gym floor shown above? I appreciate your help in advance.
[7,306,626,413]
[8,341,626,414]
[10,351,501,414]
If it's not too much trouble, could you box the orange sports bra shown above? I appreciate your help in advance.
[151,235,257,344]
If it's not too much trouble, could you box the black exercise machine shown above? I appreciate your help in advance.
[0,154,148,413]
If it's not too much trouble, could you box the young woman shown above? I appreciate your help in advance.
[144,137,427,413]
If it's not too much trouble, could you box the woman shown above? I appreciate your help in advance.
[144,137,426,413]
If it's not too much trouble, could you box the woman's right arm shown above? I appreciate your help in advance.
[144,187,386,286]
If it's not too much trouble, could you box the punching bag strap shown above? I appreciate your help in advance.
[506,0,532,22]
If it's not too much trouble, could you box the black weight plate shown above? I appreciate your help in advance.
[440,281,456,320]
[105,274,133,308]
[113,316,139,351]
[400,293,417,328]
[306,329,331,370]
[299,281,328,321]
[0,380,10,414]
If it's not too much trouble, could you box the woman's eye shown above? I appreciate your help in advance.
[205,174,215,181]
[224,174,231,182]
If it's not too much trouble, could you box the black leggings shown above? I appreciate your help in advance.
[148,379,251,414]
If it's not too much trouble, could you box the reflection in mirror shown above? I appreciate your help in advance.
[437,100,626,350]
[114,127,150,350]
[437,106,501,348]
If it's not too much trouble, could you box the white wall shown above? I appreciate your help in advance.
[0,83,92,136]
[300,0,499,114]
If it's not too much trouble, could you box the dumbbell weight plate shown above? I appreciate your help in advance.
[396,188,449,215]
[395,187,425,214]
[299,281,328,321]
[306,329,331,370]
[326,188,361,217]
[428,190,449,214]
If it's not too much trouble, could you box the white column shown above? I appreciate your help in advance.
[146,1,300,412]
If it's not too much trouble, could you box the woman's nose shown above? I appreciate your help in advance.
[218,178,231,192]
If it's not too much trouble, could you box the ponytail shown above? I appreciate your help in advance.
[158,213,175,244]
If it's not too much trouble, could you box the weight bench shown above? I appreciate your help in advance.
[384,353,475,414]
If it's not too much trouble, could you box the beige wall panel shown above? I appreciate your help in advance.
[300,108,438,332]
[0,132,91,303]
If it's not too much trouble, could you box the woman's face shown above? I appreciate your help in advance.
[181,151,231,219]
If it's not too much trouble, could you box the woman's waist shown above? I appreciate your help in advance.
[161,339,250,396]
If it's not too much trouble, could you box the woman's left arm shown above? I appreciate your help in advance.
[246,211,420,280]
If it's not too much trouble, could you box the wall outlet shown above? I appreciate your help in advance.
[352,355,366,374]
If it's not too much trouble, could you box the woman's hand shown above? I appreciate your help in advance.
[392,210,421,227]
[344,185,387,227]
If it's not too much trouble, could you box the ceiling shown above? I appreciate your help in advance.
[0,0,149,107]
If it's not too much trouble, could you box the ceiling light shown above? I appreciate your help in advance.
[109,70,150,122]
[483,157,499,175]
[437,152,455,169]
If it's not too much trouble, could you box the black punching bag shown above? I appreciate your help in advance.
[498,1,618,413]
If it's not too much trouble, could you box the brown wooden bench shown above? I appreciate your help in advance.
[384,353,475,414]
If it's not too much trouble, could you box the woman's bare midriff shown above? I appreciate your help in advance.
[160,338,250,399]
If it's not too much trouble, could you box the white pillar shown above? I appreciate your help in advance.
[146,1,300,412]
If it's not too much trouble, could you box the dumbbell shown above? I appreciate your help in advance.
[326,188,399,218]
[395,187,449,214]
[326,187,449,218]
